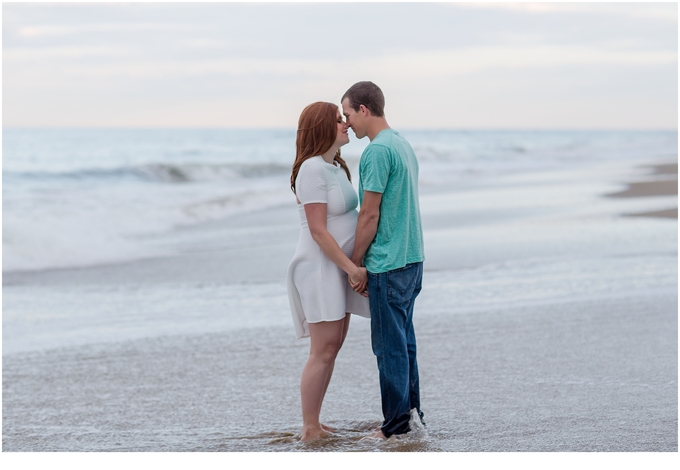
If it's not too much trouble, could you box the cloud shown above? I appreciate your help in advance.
[18,23,204,37]
[2,2,676,128]
[368,46,677,79]
[459,2,678,22]
[3,46,131,60]
[5,44,675,81]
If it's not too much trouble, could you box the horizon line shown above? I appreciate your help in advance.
[3,126,678,132]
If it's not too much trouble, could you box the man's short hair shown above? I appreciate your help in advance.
[342,81,385,117]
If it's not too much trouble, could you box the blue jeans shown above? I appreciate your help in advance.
[367,262,423,438]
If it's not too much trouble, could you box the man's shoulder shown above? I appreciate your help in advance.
[362,130,396,158]
[361,143,390,165]
[372,129,414,152]
[370,128,397,147]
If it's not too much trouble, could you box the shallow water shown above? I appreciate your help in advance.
[3,290,676,451]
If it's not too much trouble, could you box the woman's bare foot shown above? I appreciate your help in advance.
[320,423,337,433]
[300,424,330,442]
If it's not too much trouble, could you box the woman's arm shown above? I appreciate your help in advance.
[304,202,367,285]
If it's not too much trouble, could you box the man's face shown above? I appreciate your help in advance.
[342,98,366,139]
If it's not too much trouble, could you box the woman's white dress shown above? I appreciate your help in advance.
[287,156,370,339]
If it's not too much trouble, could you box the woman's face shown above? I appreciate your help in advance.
[334,110,350,147]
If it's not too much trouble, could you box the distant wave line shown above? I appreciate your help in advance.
[3,162,292,183]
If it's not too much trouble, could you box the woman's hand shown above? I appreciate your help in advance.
[349,267,368,297]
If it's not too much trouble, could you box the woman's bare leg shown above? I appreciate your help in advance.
[318,314,351,433]
[300,317,346,441]
[340,313,351,344]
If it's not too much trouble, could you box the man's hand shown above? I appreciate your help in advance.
[349,266,368,297]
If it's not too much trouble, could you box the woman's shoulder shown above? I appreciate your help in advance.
[300,155,324,168]
[298,156,328,175]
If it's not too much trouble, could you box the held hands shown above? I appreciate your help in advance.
[349,266,369,297]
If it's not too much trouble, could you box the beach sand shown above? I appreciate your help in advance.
[3,160,677,452]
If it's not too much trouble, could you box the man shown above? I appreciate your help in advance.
[341,81,426,439]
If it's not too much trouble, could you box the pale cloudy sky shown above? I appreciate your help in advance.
[2,1,677,129]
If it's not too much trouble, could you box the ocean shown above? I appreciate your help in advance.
[3,128,675,273]
[2,128,677,452]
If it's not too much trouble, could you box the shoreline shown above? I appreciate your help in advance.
[606,162,677,218]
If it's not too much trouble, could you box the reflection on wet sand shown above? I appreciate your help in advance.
[260,421,434,452]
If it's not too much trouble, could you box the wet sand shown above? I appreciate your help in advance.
[625,208,678,219]
[608,180,677,199]
[650,163,679,175]
[3,292,676,452]
[607,163,678,218]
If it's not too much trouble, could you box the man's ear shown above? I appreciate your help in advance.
[359,104,369,116]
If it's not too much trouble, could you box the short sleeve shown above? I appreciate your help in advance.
[296,159,328,205]
[359,145,391,194]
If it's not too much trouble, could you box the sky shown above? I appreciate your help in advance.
[2,1,678,129]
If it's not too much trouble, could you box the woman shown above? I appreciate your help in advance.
[287,102,370,442]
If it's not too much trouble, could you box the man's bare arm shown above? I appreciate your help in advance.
[351,190,382,267]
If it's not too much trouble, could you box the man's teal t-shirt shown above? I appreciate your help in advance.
[358,129,425,274]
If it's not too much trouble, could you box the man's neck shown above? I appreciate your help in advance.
[367,118,390,141]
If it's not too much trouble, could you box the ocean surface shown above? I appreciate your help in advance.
[2,128,677,452]
[3,128,676,273]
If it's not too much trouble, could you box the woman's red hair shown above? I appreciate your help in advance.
[290,102,351,194]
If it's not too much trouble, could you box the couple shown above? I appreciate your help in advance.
[287,81,425,442]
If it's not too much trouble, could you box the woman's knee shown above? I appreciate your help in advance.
[313,339,342,363]
[308,320,345,361]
